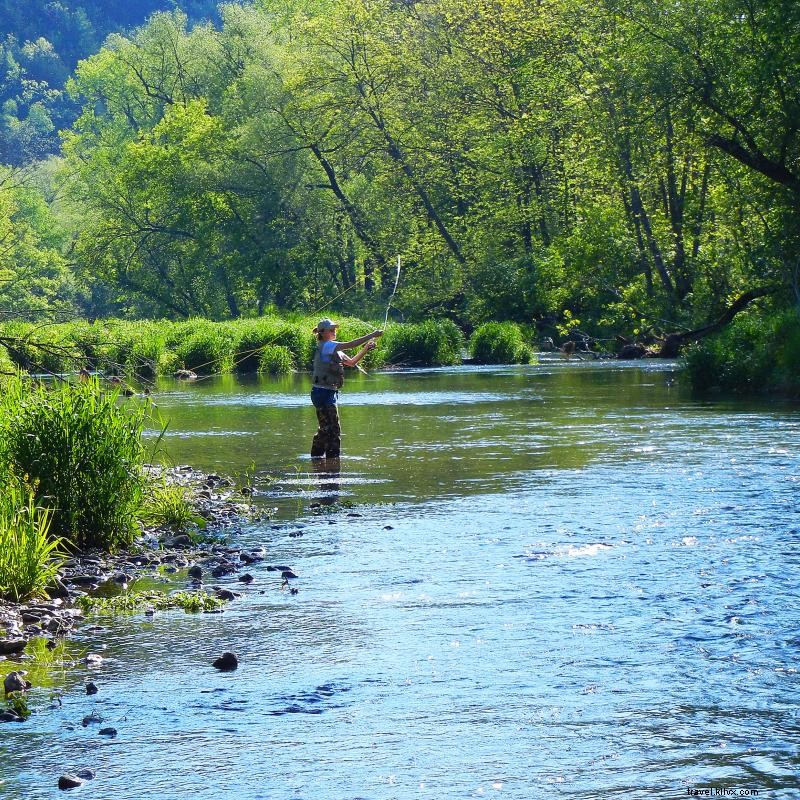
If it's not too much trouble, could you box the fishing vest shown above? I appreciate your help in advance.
[312,342,344,389]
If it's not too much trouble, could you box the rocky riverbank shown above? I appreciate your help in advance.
[0,464,262,679]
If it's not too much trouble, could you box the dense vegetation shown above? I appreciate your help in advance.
[0,0,221,164]
[0,316,472,378]
[0,0,797,391]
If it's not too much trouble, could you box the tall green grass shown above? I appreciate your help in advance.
[0,315,473,377]
[469,322,534,364]
[380,320,464,366]
[0,476,65,602]
[0,378,148,550]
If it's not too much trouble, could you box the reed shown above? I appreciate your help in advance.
[381,320,464,366]
[469,322,534,364]
[0,378,148,550]
[0,476,65,602]
[258,345,294,375]
[140,479,204,531]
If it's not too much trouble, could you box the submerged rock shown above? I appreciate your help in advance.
[58,775,84,790]
[212,652,238,672]
[0,638,26,656]
[85,682,99,696]
[98,727,117,737]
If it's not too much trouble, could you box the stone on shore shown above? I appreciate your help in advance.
[4,671,31,694]
[0,638,26,656]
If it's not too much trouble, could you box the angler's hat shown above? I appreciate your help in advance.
[313,318,338,333]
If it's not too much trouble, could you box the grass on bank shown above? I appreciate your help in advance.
[0,316,466,379]
[0,476,65,602]
[0,377,148,551]
[468,322,535,364]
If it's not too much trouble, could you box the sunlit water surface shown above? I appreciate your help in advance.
[2,360,799,799]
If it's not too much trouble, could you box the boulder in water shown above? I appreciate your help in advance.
[212,652,238,672]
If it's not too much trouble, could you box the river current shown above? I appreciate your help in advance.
[2,360,799,799]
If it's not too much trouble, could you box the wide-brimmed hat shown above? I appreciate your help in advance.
[313,318,338,333]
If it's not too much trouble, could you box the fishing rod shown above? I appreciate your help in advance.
[383,255,401,330]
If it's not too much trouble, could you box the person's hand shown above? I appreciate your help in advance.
[366,340,377,351]
[372,329,384,338]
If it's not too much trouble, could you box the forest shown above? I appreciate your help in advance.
[1,0,798,388]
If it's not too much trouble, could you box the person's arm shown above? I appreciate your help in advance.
[341,339,377,367]
[334,329,383,351]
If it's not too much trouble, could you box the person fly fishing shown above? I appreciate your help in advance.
[310,319,383,459]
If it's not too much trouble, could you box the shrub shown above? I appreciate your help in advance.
[381,320,464,366]
[0,378,148,550]
[174,325,234,375]
[684,308,800,394]
[140,479,203,531]
[469,322,534,364]
[0,476,65,601]
[258,345,294,375]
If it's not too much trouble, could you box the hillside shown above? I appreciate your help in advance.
[0,0,221,164]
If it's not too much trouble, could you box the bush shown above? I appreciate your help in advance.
[140,479,203,531]
[258,345,293,375]
[174,325,234,375]
[0,475,65,601]
[684,308,800,394]
[469,322,534,364]
[381,320,464,366]
[229,319,314,373]
[0,378,148,550]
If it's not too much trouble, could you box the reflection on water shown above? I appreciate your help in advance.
[2,361,800,799]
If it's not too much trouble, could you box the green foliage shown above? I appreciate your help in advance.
[4,692,31,721]
[381,320,464,366]
[140,479,204,531]
[684,308,800,394]
[469,322,534,365]
[0,378,148,550]
[258,345,294,375]
[174,324,235,375]
[0,475,65,602]
[77,589,226,615]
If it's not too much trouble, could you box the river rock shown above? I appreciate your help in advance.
[238,573,254,584]
[58,775,84,790]
[85,682,99,695]
[212,652,238,671]
[617,343,647,359]
[98,727,117,737]
[0,710,22,722]
[69,574,100,587]
[0,639,26,656]
[4,671,31,694]
[84,653,103,666]
[75,769,96,780]
[215,589,238,601]
[165,534,192,548]
[188,565,203,579]
[281,570,298,580]
[45,577,71,599]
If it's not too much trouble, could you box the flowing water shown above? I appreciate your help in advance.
[2,360,799,799]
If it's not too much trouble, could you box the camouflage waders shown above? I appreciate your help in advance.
[311,403,341,458]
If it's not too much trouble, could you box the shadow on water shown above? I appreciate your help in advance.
[3,362,800,799]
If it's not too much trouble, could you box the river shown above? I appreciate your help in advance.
[2,360,799,799]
